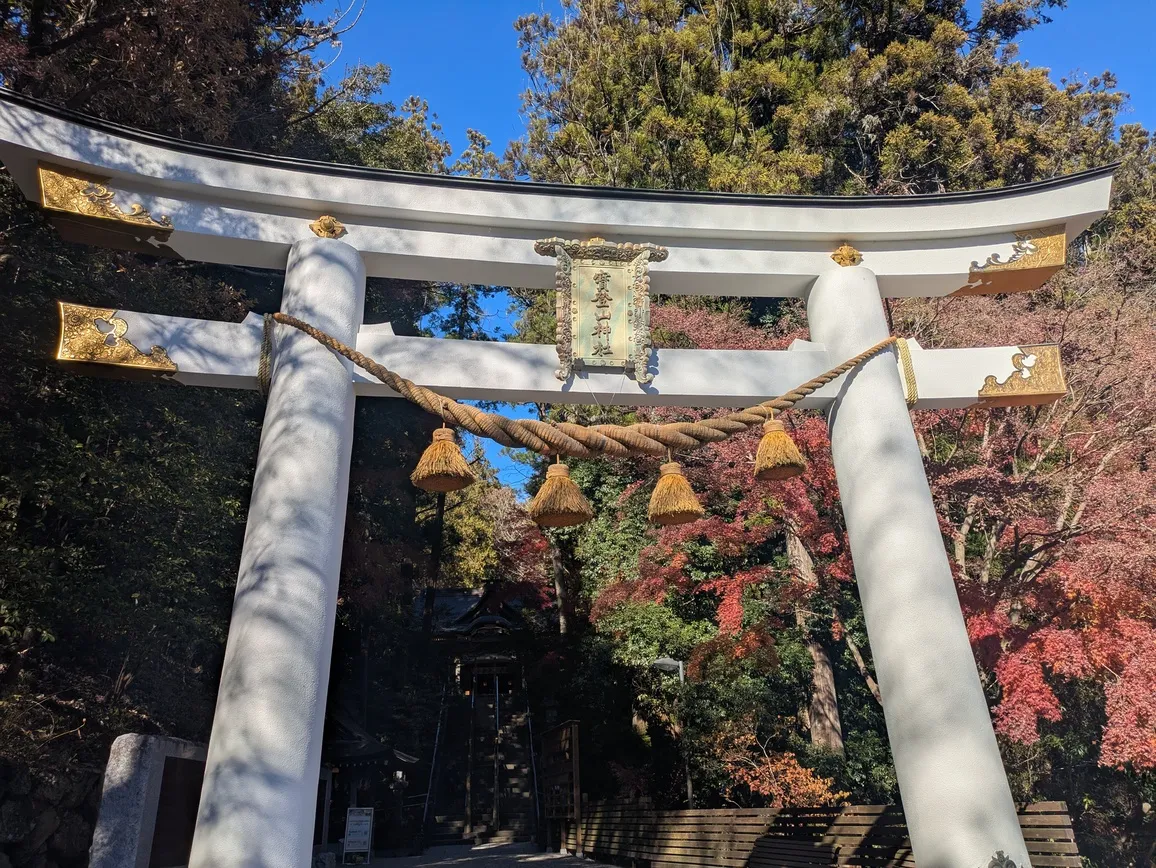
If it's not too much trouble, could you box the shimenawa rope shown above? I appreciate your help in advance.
[265,311,899,459]
[895,337,918,408]
[258,313,275,397]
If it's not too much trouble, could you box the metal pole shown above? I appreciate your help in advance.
[678,661,693,809]
[421,684,447,847]
[524,674,541,844]
[571,722,583,858]
[467,672,476,834]
[493,674,501,832]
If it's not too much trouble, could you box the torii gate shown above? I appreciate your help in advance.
[0,89,1113,868]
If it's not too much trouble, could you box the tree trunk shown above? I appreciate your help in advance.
[551,540,571,635]
[788,529,845,755]
[804,636,844,754]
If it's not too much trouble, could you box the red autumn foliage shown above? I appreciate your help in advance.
[900,258,1156,769]
[599,261,1156,770]
[597,303,858,664]
[687,627,778,681]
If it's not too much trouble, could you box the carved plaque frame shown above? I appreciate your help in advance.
[535,237,668,384]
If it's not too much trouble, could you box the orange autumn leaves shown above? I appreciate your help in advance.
[706,717,848,808]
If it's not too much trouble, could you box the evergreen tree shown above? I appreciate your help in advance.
[0,0,454,825]
[510,0,1120,193]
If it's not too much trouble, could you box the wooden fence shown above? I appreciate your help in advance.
[562,801,1080,868]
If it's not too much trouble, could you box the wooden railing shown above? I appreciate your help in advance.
[563,801,1080,868]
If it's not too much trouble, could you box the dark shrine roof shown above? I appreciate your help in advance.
[323,708,392,768]
[416,584,527,638]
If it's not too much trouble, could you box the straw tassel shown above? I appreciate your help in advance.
[754,415,806,481]
[648,462,704,526]
[411,428,476,492]
[527,462,594,527]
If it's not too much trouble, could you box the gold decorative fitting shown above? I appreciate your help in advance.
[536,237,668,385]
[57,302,177,373]
[955,225,1066,296]
[978,345,1066,407]
[309,215,346,238]
[831,243,862,267]
[38,163,173,236]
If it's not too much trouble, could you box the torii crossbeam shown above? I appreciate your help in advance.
[55,302,1065,410]
[0,89,1113,868]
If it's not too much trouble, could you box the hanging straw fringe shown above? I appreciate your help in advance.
[648,461,704,525]
[527,463,594,527]
[754,415,807,480]
[411,428,476,492]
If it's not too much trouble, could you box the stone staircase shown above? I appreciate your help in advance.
[424,678,537,848]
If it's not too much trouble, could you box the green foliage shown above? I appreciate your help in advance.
[2,0,331,147]
[596,602,716,668]
[511,0,1120,193]
[0,182,265,756]
[438,491,502,588]
[278,63,456,170]
[426,460,518,589]
[572,461,651,593]
[0,0,460,779]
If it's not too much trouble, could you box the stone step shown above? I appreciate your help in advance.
[484,832,533,844]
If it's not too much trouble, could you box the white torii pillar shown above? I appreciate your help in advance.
[53,276,1059,868]
[188,237,365,868]
[0,97,1111,868]
[807,265,1030,868]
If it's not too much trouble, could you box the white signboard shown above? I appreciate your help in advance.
[342,807,373,864]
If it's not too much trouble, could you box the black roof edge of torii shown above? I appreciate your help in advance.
[0,87,1119,209]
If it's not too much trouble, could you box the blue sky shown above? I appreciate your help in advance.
[311,0,1155,158]
[306,0,1155,487]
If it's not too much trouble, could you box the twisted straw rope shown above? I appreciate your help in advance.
[895,337,918,409]
[258,313,275,397]
[270,312,898,459]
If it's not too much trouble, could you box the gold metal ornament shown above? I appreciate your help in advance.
[56,302,177,373]
[955,225,1066,295]
[987,852,1022,868]
[38,163,173,235]
[978,345,1067,406]
[831,243,863,267]
[535,237,668,384]
[309,215,347,239]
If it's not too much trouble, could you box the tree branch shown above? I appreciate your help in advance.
[844,630,882,705]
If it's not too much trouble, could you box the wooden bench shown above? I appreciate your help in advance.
[564,801,1080,868]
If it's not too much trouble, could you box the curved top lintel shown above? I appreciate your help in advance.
[0,88,1115,214]
[0,88,1116,297]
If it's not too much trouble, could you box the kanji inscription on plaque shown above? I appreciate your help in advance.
[535,237,668,384]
